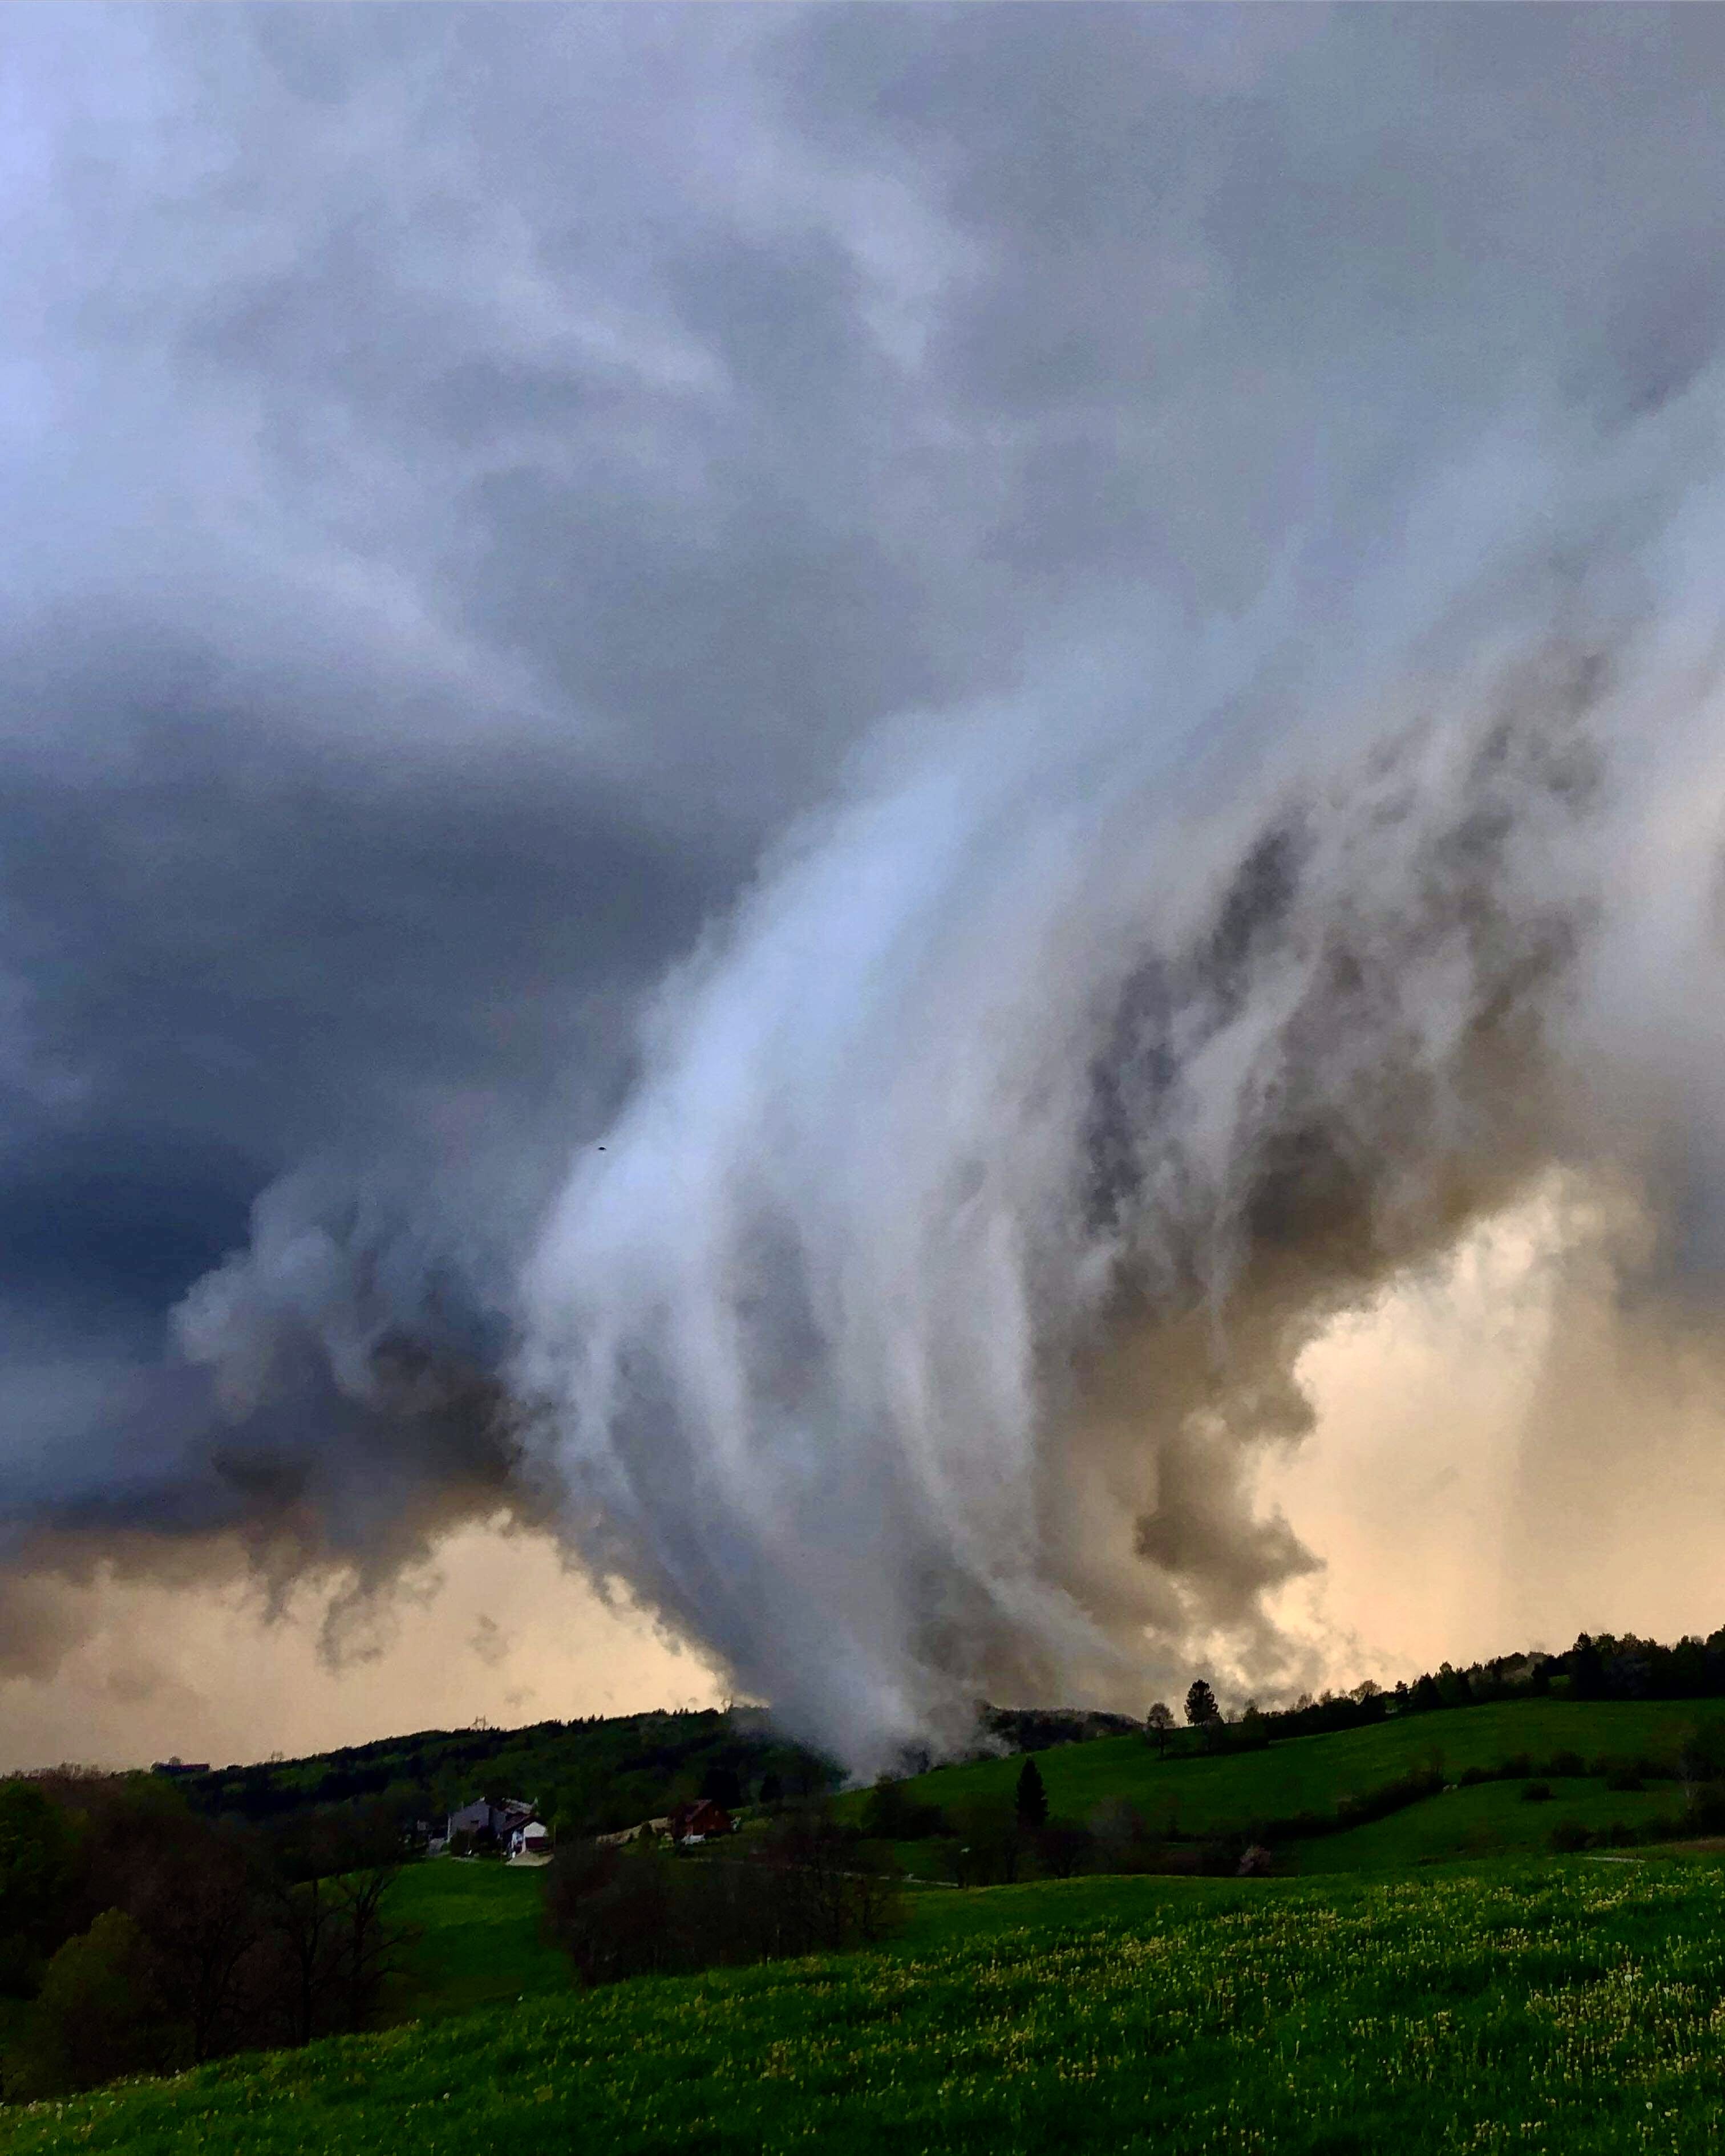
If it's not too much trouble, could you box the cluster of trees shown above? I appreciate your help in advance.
[1544,1631,1725,1705]
[1136,1626,1725,1760]
[0,1771,413,2098]
[544,1806,901,1984]
[859,1757,1099,1885]
[166,1707,841,1845]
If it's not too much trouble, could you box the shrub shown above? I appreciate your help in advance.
[1333,1764,1444,1832]
[945,1799,1025,1885]
[1035,1819,1092,1879]
[1684,1785,1725,1834]
[860,1780,945,1841]
[1521,1782,1553,1805]
[4,1909,179,2098]
[544,1809,902,1987]
[1087,1797,1151,1872]
[1605,1767,1645,1793]
[1549,1821,1592,1853]
[1459,1766,1488,1788]
[1547,1751,1586,1780]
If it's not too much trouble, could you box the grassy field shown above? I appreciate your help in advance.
[381,1861,568,2024]
[9,1858,1725,2153]
[9,1699,1725,2150]
[854,1698,1716,1843]
[1295,1774,1678,1871]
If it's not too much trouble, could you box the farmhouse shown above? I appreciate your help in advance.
[669,1797,734,1844]
[445,1795,538,1850]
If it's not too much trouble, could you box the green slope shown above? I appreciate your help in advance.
[9,1861,1725,2154]
[1297,1775,1677,1871]
[856,1697,1714,1841]
[164,1707,837,1838]
[382,1862,569,2024]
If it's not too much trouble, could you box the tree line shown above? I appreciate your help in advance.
[1135,1625,1725,1762]
[0,1770,413,2100]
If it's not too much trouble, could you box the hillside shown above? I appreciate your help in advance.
[855,1699,1715,1829]
[7,1858,1725,2153]
[160,1706,840,1839]
[841,1696,1725,1880]
[10,1692,1725,2142]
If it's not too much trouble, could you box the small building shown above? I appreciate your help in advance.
[446,1796,537,1851]
[509,1818,552,1860]
[669,1798,734,1845]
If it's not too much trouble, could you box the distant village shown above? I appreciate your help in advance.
[431,1791,734,1859]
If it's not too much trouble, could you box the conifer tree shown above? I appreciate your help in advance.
[1014,1756,1048,1833]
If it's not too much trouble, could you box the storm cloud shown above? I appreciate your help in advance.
[8,7,1725,1765]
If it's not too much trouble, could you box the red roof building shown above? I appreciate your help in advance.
[669,1798,733,1843]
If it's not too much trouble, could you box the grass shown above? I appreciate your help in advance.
[851,1698,1717,1842]
[1295,1776,1678,1872]
[11,1700,1725,2150]
[381,1861,569,2024]
[9,1859,1725,2152]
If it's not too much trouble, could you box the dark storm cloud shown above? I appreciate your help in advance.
[8,5,1725,1756]
[0,1,1005,1626]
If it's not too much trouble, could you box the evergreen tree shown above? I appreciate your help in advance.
[1184,1679,1220,1729]
[1014,1757,1048,1833]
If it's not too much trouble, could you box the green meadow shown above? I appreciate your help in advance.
[8,1859,1725,2154]
[8,1697,1725,2153]
[382,1861,570,2024]
[852,1697,1710,1842]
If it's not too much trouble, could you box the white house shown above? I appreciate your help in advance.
[446,1796,537,1851]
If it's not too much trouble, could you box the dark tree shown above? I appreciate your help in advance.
[1570,1635,1606,1701]
[1435,1661,1473,1708]
[1184,1679,1220,1729]
[1036,1819,1092,1879]
[0,1781,78,1996]
[1145,1703,1176,1758]
[4,1910,179,2098]
[861,1778,944,1841]
[700,1762,743,1809]
[1015,1758,1048,1834]
[945,1798,1025,1886]
[544,1809,901,1985]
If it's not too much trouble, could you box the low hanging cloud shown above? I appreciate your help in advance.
[515,451,1725,1765]
[8,9,1725,1768]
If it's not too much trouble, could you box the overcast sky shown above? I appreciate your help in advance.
[8,6,1725,1769]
